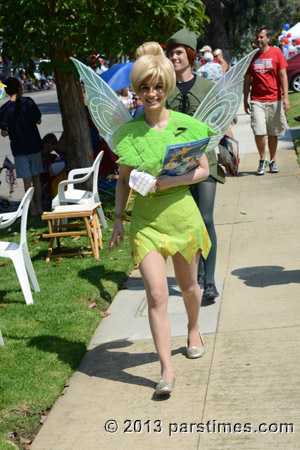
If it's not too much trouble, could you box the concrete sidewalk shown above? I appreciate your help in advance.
[31,109,300,450]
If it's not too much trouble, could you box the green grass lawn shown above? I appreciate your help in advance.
[286,90,300,164]
[286,90,300,127]
[0,195,133,449]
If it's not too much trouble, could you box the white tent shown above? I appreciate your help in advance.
[288,22,300,37]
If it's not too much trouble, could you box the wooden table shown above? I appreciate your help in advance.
[42,203,103,262]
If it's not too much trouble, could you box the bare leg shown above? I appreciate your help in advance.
[255,135,266,159]
[32,174,43,214]
[23,177,36,215]
[139,251,173,382]
[172,251,203,348]
[268,135,278,161]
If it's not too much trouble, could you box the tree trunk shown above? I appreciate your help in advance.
[53,46,94,190]
[203,0,232,62]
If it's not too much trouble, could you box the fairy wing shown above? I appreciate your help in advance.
[70,57,132,150]
[193,50,256,151]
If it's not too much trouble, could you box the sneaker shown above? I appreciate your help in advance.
[257,159,268,175]
[269,160,280,173]
[203,284,219,300]
[197,273,205,289]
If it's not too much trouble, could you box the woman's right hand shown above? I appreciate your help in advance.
[108,219,124,253]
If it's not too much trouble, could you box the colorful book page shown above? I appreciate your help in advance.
[162,137,211,176]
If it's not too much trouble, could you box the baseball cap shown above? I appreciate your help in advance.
[200,45,212,52]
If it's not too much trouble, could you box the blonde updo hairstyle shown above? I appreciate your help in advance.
[130,54,176,97]
[135,41,164,59]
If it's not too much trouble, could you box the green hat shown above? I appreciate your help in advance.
[166,29,198,52]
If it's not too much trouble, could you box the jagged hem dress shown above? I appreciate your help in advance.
[112,110,215,267]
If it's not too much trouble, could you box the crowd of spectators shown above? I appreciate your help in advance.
[17,69,55,93]
[0,66,55,93]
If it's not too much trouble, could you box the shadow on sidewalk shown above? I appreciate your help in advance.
[235,171,257,177]
[26,336,160,387]
[28,336,185,395]
[77,340,184,389]
[232,265,300,287]
[78,340,157,388]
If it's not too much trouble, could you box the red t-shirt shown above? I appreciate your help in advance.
[246,47,288,102]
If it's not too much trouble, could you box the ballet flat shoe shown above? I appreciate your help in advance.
[187,332,205,359]
[155,378,175,395]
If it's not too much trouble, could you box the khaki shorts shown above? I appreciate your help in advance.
[250,100,287,136]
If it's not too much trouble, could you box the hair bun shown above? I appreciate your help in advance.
[135,42,164,59]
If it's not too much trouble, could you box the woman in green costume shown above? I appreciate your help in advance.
[109,54,215,396]
[166,29,227,300]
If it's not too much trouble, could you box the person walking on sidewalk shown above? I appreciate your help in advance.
[166,29,227,300]
[243,25,290,175]
[109,53,214,396]
[0,77,43,215]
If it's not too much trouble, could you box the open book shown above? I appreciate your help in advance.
[161,137,211,176]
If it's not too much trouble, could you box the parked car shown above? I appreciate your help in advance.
[287,53,300,92]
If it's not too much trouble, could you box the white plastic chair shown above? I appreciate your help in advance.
[0,187,40,305]
[51,150,107,229]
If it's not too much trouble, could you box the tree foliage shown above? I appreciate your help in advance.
[1,0,209,75]
[0,0,208,171]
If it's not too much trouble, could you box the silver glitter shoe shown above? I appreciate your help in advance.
[155,378,175,395]
[186,332,205,359]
